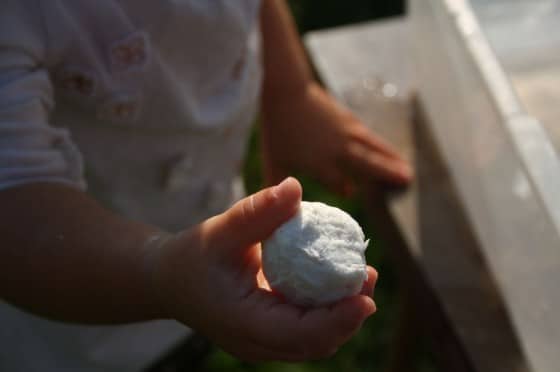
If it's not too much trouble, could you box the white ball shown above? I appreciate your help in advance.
[262,201,369,306]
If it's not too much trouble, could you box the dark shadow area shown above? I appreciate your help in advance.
[288,0,405,32]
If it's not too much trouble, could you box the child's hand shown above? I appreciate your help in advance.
[152,178,377,362]
[261,83,413,195]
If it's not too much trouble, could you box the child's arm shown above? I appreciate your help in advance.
[152,177,377,362]
[0,2,376,360]
[1,178,377,361]
[260,0,413,193]
[0,4,164,322]
[0,182,165,323]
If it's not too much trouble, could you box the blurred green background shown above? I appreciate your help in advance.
[200,1,436,371]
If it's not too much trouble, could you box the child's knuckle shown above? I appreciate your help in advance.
[238,195,256,226]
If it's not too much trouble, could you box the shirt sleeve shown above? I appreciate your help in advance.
[0,0,85,191]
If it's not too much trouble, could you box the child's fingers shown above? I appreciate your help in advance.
[327,295,376,345]
[296,295,376,354]
[348,123,402,159]
[360,266,378,298]
[344,141,412,186]
[206,177,301,256]
[241,292,375,358]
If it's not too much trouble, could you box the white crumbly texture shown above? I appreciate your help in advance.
[262,201,369,306]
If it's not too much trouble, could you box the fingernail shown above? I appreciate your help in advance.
[370,300,377,315]
[272,177,294,198]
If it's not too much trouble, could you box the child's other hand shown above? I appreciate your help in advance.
[261,83,413,195]
[152,177,377,362]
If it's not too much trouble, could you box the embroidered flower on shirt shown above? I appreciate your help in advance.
[110,31,150,72]
[57,67,96,97]
[97,93,141,123]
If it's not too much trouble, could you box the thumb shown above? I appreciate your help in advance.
[205,177,302,253]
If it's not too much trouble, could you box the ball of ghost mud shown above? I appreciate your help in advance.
[262,201,369,306]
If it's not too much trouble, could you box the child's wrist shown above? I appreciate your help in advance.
[262,80,316,111]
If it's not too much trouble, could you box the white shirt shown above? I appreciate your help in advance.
[0,0,263,371]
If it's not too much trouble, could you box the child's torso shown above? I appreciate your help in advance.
[0,2,262,371]
[44,0,263,230]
